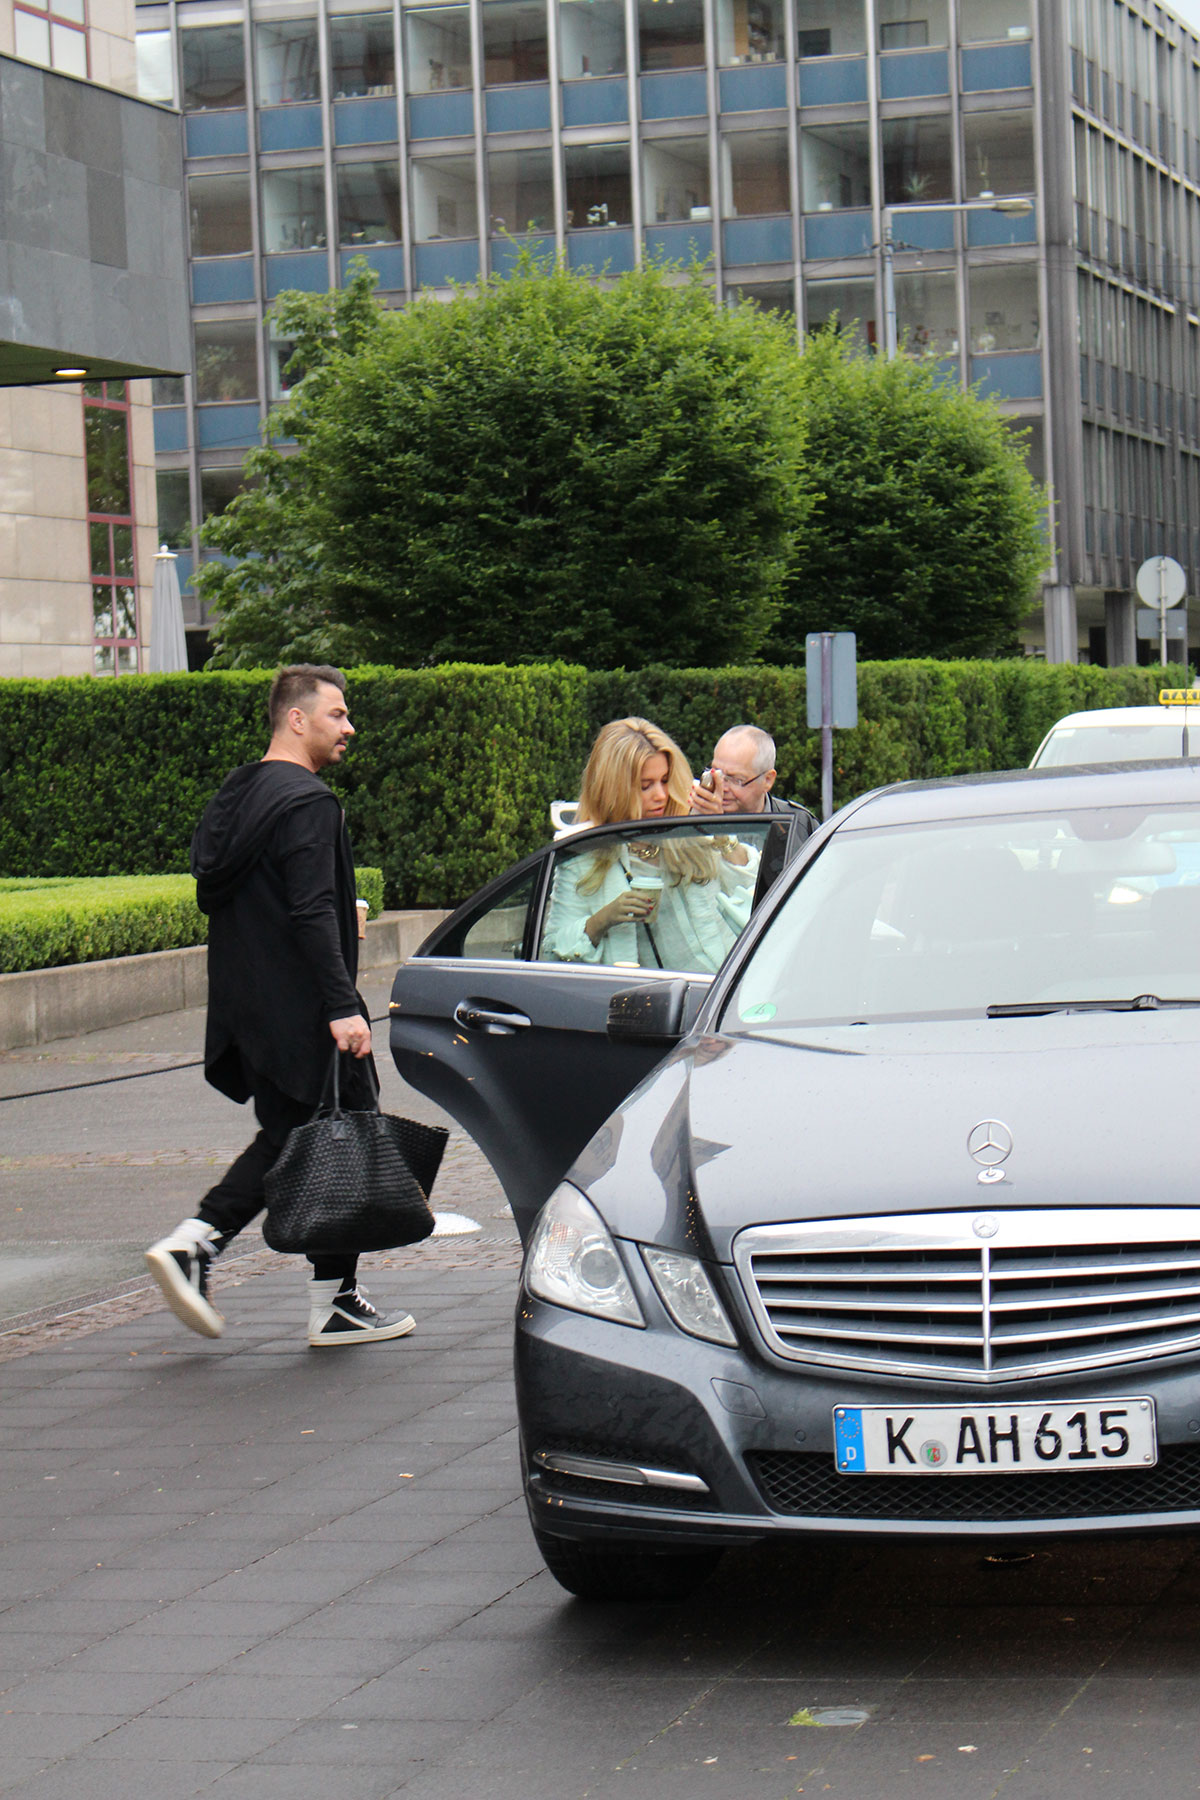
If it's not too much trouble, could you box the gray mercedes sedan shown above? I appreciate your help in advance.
[390,764,1200,1600]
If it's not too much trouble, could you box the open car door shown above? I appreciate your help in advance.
[389,811,809,1240]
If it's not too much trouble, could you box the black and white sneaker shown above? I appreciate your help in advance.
[144,1219,224,1338]
[308,1279,415,1347]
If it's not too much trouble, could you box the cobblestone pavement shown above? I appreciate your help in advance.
[6,992,1200,1797]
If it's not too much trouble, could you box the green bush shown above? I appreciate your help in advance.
[0,663,1187,913]
[0,868,384,974]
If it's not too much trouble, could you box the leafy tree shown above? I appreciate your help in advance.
[198,256,812,669]
[768,330,1048,662]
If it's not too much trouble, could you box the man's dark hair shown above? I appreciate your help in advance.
[267,665,346,733]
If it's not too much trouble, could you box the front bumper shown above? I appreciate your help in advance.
[517,1290,1200,1549]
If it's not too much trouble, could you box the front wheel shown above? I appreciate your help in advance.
[532,1528,723,1602]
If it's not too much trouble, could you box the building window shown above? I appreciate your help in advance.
[728,280,795,316]
[644,137,711,223]
[337,160,404,243]
[256,19,321,106]
[800,123,871,212]
[805,274,877,348]
[963,109,1035,200]
[189,174,253,257]
[716,0,784,66]
[968,263,1038,352]
[261,168,328,251]
[722,130,789,217]
[565,142,631,228]
[795,0,865,57]
[200,467,249,522]
[487,148,555,235]
[894,268,958,357]
[877,0,948,51]
[85,382,139,678]
[882,115,953,205]
[156,470,193,551]
[558,0,625,80]
[136,29,176,106]
[14,0,87,76]
[330,12,397,97]
[959,0,1030,43]
[411,155,479,239]
[482,0,550,85]
[404,2,472,93]
[180,25,246,110]
[638,0,705,72]
[194,320,260,403]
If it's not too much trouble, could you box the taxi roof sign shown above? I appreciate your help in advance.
[1158,688,1200,705]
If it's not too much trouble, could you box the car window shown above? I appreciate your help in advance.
[1035,722,1196,766]
[438,867,538,960]
[538,821,774,976]
[726,802,1200,1027]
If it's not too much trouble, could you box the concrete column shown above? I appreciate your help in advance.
[1105,589,1136,667]
[1043,583,1078,664]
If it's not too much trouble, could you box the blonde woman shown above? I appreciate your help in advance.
[542,717,755,974]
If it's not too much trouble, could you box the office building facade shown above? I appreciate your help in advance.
[133,0,1200,664]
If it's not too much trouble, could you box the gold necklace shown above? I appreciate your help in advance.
[631,841,660,862]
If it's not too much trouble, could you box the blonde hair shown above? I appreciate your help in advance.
[576,718,723,894]
[577,717,693,828]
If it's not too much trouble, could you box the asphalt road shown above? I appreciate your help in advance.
[4,995,1200,1797]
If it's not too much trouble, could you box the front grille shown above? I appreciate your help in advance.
[749,1446,1200,1523]
[734,1209,1200,1383]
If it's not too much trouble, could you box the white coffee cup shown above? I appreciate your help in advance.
[355,898,370,939]
[628,874,663,921]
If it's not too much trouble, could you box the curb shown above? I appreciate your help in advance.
[0,909,448,1052]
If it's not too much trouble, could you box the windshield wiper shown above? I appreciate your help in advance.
[988,994,1200,1017]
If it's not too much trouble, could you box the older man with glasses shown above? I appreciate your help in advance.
[689,725,817,836]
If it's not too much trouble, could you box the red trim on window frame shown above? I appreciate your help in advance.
[84,382,140,678]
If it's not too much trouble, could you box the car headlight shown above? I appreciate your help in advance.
[642,1246,738,1346]
[524,1184,644,1327]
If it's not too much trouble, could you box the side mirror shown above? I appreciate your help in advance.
[607,980,693,1046]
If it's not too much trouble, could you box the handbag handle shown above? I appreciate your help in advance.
[318,1044,382,1121]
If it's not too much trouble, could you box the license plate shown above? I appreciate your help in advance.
[833,1398,1156,1476]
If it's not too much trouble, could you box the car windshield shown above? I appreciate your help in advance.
[539,820,775,976]
[1035,722,1195,766]
[726,802,1200,1027]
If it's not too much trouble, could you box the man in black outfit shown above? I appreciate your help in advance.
[145,664,413,1348]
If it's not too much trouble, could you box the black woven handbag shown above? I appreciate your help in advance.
[262,1053,447,1255]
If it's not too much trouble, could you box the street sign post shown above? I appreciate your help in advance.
[806,632,857,822]
[1135,556,1187,667]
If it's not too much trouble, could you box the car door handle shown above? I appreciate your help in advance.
[453,1001,532,1035]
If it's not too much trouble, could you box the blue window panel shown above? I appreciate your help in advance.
[485,84,551,131]
[191,258,256,304]
[719,63,786,113]
[339,245,405,289]
[491,233,554,274]
[561,76,628,126]
[153,408,188,454]
[645,221,713,264]
[258,104,324,151]
[174,551,196,595]
[196,404,262,451]
[961,42,1032,92]
[334,96,399,146]
[566,227,635,273]
[879,50,949,99]
[413,239,482,286]
[723,214,792,265]
[891,209,955,251]
[184,110,248,157]
[264,251,330,297]
[639,70,707,119]
[803,209,872,259]
[797,56,867,105]
[967,207,1037,248]
[408,90,474,138]
[970,352,1042,401]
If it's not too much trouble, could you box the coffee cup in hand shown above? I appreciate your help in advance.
[355,898,370,939]
[628,875,664,921]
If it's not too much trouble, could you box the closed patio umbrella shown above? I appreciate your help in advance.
[148,546,188,673]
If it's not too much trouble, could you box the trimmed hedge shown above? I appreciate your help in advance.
[0,869,384,975]
[0,662,1186,911]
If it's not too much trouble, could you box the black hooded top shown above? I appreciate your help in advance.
[191,760,363,1106]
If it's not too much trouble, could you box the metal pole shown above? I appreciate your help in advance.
[821,632,833,822]
[882,218,897,361]
[1160,558,1168,671]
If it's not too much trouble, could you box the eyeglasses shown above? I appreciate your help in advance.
[716,768,769,789]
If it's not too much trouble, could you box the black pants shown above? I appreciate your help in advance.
[197,1071,357,1285]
